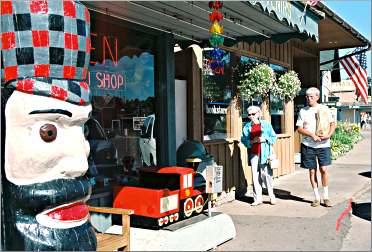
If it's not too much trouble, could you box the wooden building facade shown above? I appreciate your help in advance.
[84,1,369,201]
[175,38,320,196]
[173,1,369,196]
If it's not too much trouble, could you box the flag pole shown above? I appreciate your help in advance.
[320,45,371,66]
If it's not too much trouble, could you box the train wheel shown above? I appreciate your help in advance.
[173,213,179,221]
[194,195,204,214]
[163,216,169,225]
[183,198,194,218]
[169,214,174,223]
[158,217,164,227]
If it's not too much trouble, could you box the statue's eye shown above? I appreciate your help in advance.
[39,124,57,142]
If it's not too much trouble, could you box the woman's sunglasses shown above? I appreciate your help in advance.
[248,112,257,116]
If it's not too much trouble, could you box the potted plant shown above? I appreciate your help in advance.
[272,70,301,102]
[237,63,276,102]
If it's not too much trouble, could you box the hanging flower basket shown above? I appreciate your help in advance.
[272,70,301,102]
[237,63,276,102]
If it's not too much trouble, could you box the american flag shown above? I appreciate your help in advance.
[306,0,319,7]
[356,47,367,70]
[340,55,369,104]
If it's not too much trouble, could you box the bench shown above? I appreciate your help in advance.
[88,206,134,251]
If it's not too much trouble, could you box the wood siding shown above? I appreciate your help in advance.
[204,134,294,194]
[291,39,320,88]
[204,140,247,194]
[225,40,293,67]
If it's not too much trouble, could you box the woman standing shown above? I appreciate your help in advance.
[241,106,277,206]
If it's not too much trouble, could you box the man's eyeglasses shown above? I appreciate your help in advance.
[248,112,257,116]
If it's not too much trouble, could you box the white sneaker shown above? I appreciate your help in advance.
[251,201,262,206]
[270,198,277,205]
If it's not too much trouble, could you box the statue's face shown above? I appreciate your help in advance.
[5,91,91,185]
[2,91,97,250]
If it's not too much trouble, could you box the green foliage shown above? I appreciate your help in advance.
[236,64,302,103]
[331,122,362,160]
[237,63,276,102]
[272,70,301,102]
[232,60,258,85]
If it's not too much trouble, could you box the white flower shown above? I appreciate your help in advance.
[237,64,276,102]
[272,70,301,102]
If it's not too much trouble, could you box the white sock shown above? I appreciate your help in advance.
[323,186,329,199]
[313,187,320,201]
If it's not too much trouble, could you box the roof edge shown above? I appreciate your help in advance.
[316,1,371,47]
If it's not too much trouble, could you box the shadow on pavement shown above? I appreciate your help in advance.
[236,195,254,204]
[358,171,371,178]
[352,202,371,221]
[273,188,313,203]
[236,188,312,204]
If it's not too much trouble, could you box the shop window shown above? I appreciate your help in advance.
[202,49,231,140]
[202,53,265,134]
[269,63,287,134]
[87,12,156,186]
[202,52,289,138]
[236,55,264,124]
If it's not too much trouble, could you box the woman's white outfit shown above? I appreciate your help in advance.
[241,119,277,205]
[250,155,275,204]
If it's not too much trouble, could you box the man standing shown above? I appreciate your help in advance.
[296,87,335,207]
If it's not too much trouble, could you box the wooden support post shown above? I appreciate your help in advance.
[284,100,295,173]
[261,97,271,122]
[226,96,242,140]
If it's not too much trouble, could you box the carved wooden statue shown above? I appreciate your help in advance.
[1,0,96,250]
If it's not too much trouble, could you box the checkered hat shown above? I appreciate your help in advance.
[1,0,91,105]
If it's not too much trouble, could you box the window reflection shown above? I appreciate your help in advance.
[237,56,264,124]
[202,51,290,138]
[203,49,230,140]
[269,63,288,134]
[87,12,156,188]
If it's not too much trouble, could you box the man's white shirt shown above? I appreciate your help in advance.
[296,104,334,148]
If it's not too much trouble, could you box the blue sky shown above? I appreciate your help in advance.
[325,0,371,78]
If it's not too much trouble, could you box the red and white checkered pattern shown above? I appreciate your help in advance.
[1,0,91,105]
[7,77,90,105]
[1,0,90,82]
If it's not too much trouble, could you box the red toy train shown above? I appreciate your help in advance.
[113,166,207,229]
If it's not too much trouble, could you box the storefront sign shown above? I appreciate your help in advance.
[95,71,124,89]
[90,33,119,66]
[88,27,155,101]
[88,32,126,90]
[205,104,228,114]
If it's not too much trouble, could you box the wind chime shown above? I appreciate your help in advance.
[208,0,224,75]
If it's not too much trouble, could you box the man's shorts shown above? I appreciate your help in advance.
[301,144,332,169]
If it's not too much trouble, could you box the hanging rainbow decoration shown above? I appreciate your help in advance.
[208,0,224,75]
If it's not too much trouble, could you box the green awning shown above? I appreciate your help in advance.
[248,1,321,42]
[85,1,323,48]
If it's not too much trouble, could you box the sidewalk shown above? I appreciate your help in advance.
[213,131,371,251]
